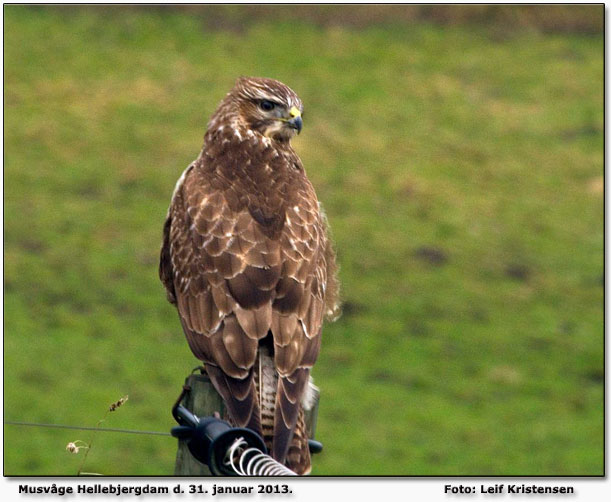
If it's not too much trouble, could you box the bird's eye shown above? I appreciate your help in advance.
[259,100,276,112]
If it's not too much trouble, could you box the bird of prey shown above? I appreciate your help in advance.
[160,77,340,474]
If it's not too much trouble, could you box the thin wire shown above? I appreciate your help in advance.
[4,421,171,437]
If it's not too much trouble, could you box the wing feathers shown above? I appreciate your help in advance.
[205,364,262,435]
[234,303,272,340]
[272,369,309,464]
[227,273,273,309]
[270,313,298,347]
[222,316,258,369]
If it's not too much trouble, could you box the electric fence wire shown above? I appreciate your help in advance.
[4,420,171,437]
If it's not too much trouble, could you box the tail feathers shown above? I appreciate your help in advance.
[257,346,278,453]
[257,348,312,474]
[203,348,313,475]
[285,408,312,475]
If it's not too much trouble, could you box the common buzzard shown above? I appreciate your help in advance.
[160,77,340,474]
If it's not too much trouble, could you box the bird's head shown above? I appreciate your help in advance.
[228,77,304,143]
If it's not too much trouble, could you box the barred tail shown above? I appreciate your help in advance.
[255,346,312,475]
[256,346,278,455]
[286,408,312,474]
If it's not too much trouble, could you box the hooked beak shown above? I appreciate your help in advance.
[287,106,303,134]
[287,116,303,134]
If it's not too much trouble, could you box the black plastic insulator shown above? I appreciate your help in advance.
[171,404,267,476]
[308,439,323,454]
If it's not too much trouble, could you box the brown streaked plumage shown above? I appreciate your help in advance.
[160,77,340,474]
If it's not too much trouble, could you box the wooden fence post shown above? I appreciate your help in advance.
[174,371,225,476]
[173,369,320,475]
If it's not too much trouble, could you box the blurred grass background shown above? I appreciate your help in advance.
[3,5,603,476]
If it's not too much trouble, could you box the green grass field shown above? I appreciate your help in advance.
[4,6,603,476]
